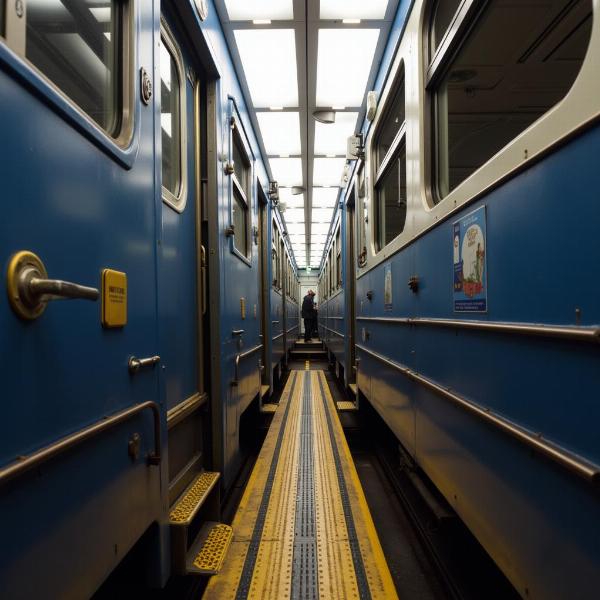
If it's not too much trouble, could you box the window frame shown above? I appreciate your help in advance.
[0,0,137,163]
[160,21,188,212]
[371,64,407,254]
[228,99,254,264]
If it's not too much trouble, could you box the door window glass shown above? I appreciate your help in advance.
[24,0,123,133]
[160,39,182,199]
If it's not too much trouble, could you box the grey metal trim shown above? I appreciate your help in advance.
[355,316,600,343]
[0,401,161,487]
[321,325,345,338]
[167,392,208,430]
[239,343,263,361]
[355,344,599,482]
[272,332,285,342]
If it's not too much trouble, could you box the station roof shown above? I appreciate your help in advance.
[215,0,399,269]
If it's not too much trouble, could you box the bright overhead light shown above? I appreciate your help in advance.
[234,29,298,107]
[315,111,359,155]
[311,222,330,235]
[312,187,339,207]
[253,19,271,25]
[342,19,361,24]
[316,29,379,107]
[312,208,334,223]
[225,0,293,21]
[320,0,389,20]
[257,112,301,156]
[284,208,305,223]
[270,157,303,186]
[286,223,306,235]
[313,157,347,186]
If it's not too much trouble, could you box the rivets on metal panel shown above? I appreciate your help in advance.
[140,67,152,105]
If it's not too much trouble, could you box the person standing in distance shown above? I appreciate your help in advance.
[301,290,316,342]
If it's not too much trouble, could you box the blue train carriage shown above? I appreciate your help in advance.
[348,0,600,598]
[318,199,349,385]
[268,208,298,383]
[0,0,271,595]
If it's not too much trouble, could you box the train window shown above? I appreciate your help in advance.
[356,167,367,267]
[271,222,279,288]
[231,125,252,257]
[428,0,593,201]
[14,0,126,136]
[160,33,184,204]
[335,229,341,289]
[375,136,407,250]
[373,65,407,251]
[279,239,285,290]
[429,0,462,56]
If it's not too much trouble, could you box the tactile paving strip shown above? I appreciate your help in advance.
[170,471,219,524]
[193,523,233,573]
[291,373,318,599]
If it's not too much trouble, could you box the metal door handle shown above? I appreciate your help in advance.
[272,320,280,325]
[129,355,161,374]
[232,329,245,336]
[7,251,99,320]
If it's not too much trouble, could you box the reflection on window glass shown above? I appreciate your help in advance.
[233,190,248,256]
[161,40,182,198]
[376,141,407,249]
[432,0,592,199]
[232,131,250,197]
[25,0,121,132]
[375,68,405,170]
[430,0,462,55]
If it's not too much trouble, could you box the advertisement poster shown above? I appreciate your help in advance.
[384,263,393,311]
[453,206,487,312]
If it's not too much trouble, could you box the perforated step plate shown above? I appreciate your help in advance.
[336,401,358,412]
[169,471,220,526]
[187,522,233,575]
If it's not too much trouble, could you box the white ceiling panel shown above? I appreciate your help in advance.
[320,0,389,20]
[278,188,305,208]
[311,222,330,235]
[234,29,298,107]
[257,111,301,156]
[286,223,306,235]
[312,187,339,208]
[312,208,334,223]
[316,29,380,107]
[314,112,359,155]
[270,157,303,186]
[225,0,294,21]
[313,157,347,186]
[284,208,305,223]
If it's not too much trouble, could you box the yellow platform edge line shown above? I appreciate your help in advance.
[316,370,399,600]
[203,372,302,599]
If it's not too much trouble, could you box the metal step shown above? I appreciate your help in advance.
[260,384,270,399]
[260,403,278,414]
[186,521,233,575]
[336,401,358,412]
[290,349,327,359]
[170,471,220,526]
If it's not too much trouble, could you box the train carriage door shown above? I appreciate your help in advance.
[0,2,161,597]
[346,186,357,384]
[158,14,207,504]
[257,184,270,389]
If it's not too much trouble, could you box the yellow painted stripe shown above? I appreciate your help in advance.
[316,370,398,599]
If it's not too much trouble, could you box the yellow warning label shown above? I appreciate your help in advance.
[102,269,127,328]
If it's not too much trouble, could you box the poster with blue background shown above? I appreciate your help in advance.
[453,206,487,312]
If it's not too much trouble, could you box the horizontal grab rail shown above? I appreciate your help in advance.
[232,344,263,386]
[0,401,161,487]
[321,325,345,337]
[356,316,600,343]
[355,344,599,483]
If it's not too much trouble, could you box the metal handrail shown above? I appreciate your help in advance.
[232,344,263,386]
[356,316,600,343]
[355,344,600,482]
[0,401,161,487]
[321,325,344,337]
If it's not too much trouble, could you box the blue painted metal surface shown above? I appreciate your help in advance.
[0,1,163,596]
